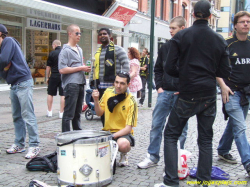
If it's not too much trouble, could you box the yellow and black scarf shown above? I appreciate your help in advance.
[94,41,116,82]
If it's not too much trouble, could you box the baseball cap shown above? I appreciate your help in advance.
[194,0,211,18]
[0,24,8,34]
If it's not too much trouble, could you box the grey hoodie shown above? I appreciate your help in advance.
[58,44,86,89]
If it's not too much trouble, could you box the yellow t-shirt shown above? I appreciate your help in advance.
[100,87,138,134]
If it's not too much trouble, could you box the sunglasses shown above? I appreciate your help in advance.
[75,32,81,36]
[118,71,130,76]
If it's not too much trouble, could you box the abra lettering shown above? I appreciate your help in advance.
[235,58,250,65]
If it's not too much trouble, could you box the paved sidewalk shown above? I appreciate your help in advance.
[0,87,250,187]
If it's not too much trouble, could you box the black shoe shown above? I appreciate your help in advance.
[218,153,237,164]
[245,163,250,176]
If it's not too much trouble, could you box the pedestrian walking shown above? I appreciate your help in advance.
[217,11,250,175]
[155,1,231,186]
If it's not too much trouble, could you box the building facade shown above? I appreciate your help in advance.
[217,0,247,38]
[0,0,123,84]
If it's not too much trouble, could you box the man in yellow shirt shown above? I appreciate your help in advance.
[92,71,138,167]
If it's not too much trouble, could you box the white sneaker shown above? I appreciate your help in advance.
[154,183,172,187]
[118,153,128,167]
[6,144,25,154]
[248,110,250,115]
[137,154,157,169]
[25,147,40,159]
[59,111,63,119]
[47,110,52,117]
[138,103,143,107]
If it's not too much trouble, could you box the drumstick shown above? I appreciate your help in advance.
[92,62,97,89]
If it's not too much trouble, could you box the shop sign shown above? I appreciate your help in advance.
[27,8,61,22]
[27,18,61,31]
[109,6,137,26]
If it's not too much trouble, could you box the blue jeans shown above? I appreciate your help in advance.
[10,79,39,148]
[164,94,216,186]
[217,91,250,167]
[148,90,188,163]
[139,76,147,105]
[62,83,84,132]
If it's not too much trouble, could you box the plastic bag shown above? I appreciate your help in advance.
[178,141,192,180]
[189,166,230,180]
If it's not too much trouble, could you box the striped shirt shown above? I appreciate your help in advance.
[90,44,130,88]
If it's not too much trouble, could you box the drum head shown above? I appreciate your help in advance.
[56,130,112,144]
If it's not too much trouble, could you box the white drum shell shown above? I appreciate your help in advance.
[57,142,112,185]
[56,130,115,186]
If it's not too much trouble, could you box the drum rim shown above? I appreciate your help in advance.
[56,130,112,144]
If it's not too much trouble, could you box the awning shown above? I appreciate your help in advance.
[0,0,124,30]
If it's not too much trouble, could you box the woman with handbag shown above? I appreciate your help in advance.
[127,47,142,100]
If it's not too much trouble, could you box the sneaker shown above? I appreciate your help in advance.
[59,111,63,119]
[137,154,157,169]
[25,147,40,159]
[82,104,88,112]
[47,110,52,117]
[248,110,250,115]
[154,183,172,187]
[138,103,143,107]
[218,153,237,164]
[245,163,250,176]
[118,153,128,167]
[6,144,25,154]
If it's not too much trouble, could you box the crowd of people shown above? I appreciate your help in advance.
[1,0,250,186]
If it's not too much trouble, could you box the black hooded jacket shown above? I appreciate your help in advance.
[154,41,179,91]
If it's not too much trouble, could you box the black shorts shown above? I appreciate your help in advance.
[116,134,135,147]
[47,74,64,96]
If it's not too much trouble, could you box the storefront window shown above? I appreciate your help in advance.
[129,32,150,53]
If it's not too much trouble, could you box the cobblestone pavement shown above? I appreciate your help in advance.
[1,87,250,187]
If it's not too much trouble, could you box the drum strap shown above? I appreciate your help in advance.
[57,134,109,147]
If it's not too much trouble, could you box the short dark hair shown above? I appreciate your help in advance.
[116,71,130,84]
[98,28,111,36]
[233,11,250,27]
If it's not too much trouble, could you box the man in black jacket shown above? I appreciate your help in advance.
[46,40,64,118]
[154,1,231,187]
[137,16,188,169]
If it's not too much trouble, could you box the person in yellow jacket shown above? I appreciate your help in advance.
[92,72,138,167]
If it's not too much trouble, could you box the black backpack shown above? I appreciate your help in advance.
[26,151,57,173]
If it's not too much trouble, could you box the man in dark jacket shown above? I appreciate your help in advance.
[0,24,40,159]
[137,16,188,169]
[155,1,231,187]
[46,40,64,118]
